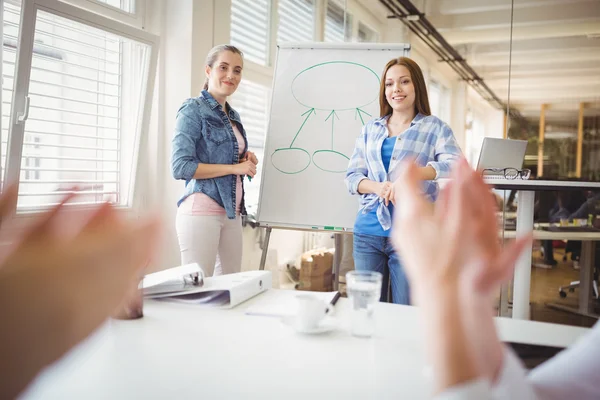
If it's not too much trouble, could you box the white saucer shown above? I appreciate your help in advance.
[282,315,337,334]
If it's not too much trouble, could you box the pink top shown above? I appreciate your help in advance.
[179,123,245,216]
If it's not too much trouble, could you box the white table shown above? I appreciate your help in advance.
[22,289,590,400]
[487,179,600,320]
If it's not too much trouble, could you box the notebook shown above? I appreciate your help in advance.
[147,270,272,309]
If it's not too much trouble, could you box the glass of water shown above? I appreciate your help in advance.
[346,270,383,338]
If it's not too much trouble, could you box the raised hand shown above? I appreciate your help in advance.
[0,187,160,399]
[391,158,531,301]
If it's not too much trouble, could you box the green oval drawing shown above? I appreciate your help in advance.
[291,61,380,111]
[312,149,350,173]
[271,147,311,174]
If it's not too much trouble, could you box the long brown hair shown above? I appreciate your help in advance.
[203,44,244,90]
[379,57,431,118]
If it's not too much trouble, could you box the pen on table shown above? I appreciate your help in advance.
[325,291,341,314]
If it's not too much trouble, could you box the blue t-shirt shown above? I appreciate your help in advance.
[354,137,397,237]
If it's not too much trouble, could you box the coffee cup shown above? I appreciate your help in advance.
[295,294,332,330]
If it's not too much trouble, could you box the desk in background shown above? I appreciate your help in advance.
[487,179,600,320]
[22,289,590,400]
[501,226,600,319]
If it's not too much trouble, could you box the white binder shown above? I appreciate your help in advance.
[145,270,272,309]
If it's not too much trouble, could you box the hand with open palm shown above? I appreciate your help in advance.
[0,186,161,399]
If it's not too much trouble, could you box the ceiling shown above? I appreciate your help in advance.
[369,0,600,124]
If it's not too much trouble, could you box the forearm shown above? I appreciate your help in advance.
[0,274,70,399]
[419,166,437,180]
[460,291,505,383]
[419,284,480,395]
[357,179,381,195]
[193,163,234,179]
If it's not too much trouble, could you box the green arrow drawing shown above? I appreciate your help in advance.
[355,107,372,125]
[289,108,316,148]
[325,110,339,149]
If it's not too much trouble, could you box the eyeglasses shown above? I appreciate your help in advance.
[481,168,531,180]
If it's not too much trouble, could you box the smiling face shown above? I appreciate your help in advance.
[205,50,243,102]
[384,65,415,115]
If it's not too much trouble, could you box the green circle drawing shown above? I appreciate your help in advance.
[312,149,350,173]
[271,147,311,174]
[291,61,380,111]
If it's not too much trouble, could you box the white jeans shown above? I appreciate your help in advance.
[175,212,243,277]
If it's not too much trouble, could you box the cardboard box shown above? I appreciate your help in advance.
[299,249,334,278]
[296,248,335,292]
[297,271,333,292]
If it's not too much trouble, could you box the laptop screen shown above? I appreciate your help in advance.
[477,138,528,173]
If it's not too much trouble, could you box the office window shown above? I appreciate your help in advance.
[324,0,351,42]
[428,80,451,123]
[2,0,157,212]
[357,21,378,43]
[429,80,441,117]
[230,80,269,214]
[231,0,271,65]
[277,0,314,44]
[90,0,135,13]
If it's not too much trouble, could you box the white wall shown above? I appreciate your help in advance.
[465,86,505,166]
[148,0,211,272]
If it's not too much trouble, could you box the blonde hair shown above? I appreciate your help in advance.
[203,44,244,90]
[379,57,431,117]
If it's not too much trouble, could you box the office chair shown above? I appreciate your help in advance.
[557,192,600,299]
[559,277,598,300]
[558,242,600,299]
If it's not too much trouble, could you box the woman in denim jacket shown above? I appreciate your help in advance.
[345,57,461,305]
[171,45,259,277]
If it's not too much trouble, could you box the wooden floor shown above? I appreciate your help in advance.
[523,245,597,328]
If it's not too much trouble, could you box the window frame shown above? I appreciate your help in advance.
[59,0,145,29]
[2,0,158,215]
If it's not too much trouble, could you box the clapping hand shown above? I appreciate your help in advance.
[391,158,531,302]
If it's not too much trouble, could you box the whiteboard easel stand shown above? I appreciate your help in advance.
[257,224,343,291]
[258,226,272,271]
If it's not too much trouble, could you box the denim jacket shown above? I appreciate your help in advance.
[171,90,248,219]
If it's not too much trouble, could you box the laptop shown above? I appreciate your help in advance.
[476,138,528,176]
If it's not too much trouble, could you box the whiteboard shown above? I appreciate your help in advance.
[257,43,411,231]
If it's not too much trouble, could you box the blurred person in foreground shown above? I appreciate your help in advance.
[0,185,160,399]
[392,158,600,399]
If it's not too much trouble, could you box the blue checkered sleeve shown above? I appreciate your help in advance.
[345,126,370,195]
[426,121,462,179]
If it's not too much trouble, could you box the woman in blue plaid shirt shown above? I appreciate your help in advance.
[345,57,462,305]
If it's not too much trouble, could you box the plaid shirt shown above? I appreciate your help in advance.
[345,113,462,231]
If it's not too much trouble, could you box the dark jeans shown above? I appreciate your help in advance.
[352,233,410,305]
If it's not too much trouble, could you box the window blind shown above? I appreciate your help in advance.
[230,80,269,214]
[277,0,314,44]
[2,1,152,211]
[231,0,271,66]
